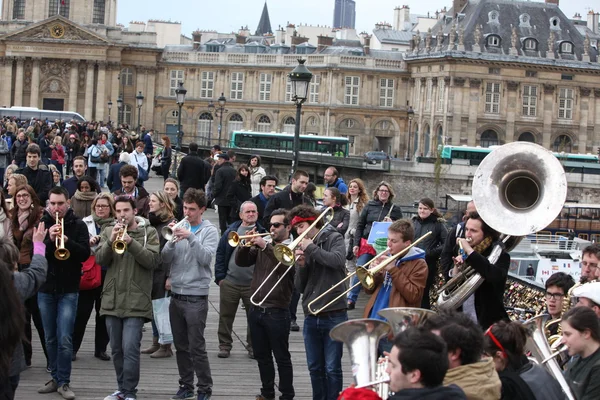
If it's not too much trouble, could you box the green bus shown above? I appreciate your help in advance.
[230,131,349,157]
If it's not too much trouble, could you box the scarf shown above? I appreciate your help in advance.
[148,211,171,227]
[18,208,30,232]
[0,208,6,239]
[92,214,114,230]
[74,190,98,201]
[471,236,493,255]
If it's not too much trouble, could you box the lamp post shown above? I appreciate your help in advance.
[207,100,215,147]
[107,100,112,126]
[116,96,123,126]
[406,106,414,161]
[173,81,187,178]
[216,93,227,146]
[288,59,313,177]
[136,91,144,133]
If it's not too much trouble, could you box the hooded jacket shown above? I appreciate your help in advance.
[389,384,467,400]
[363,247,428,318]
[443,359,502,400]
[39,209,91,294]
[298,225,347,315]
[96,216,160,320]
[325,177,348,194]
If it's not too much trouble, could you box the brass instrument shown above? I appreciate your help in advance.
[227,231,273,247]
[250,208,334,306]
[384,204,394,220]
[54,212,70,260]
[162,216,191,243]
[437,142,568,311]
[112,218,127,254]
[307,231,432,315]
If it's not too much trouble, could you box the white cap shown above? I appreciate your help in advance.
[573,282,600,305]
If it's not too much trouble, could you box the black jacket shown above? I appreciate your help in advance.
[107,162,128,192]
[389,385,466,400]
[227,179,252,218]
[212,162,236,206]
[16,165,53,204]
[412,214,448,265]
[177,152,210,192]
[354,199,403,244]
[328,205,350,236]
[441,223,465,279]
[38,136,52,160]
[11,138,28,165]
[250,193,269,227]
[264,186,311,219]
[39,209,91,294]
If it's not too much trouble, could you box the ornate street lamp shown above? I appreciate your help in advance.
[406,106,414,161]
[288,59,313,177]
[216,93,227,146]
[173,82,187,177]
[107,100,112,125]
[208,100,215,147]
[136,91,144,133]
[116,96,123,126]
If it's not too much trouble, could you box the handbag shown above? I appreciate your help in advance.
[356,238,377,258]
[152,295,173,344]
[80,255,102,291]
[134,153,149,181]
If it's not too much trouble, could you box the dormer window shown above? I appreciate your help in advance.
[560,41,573,54]
[488,11,500,24]
[523,38,537,51]
[206,44,221,53]
[519,14,531,28]
[549,17,561,30]
[487,35,501,47]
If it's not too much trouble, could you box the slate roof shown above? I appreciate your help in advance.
[255,2,273,36]
[373,28,414,45]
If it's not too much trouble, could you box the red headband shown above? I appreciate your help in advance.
[291,216,316,227]
[485,325,507,358]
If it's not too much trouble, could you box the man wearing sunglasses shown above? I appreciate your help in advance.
[236,209,295,400]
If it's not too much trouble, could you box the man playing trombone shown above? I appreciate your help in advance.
[235,208,295,400]
[290,204,347,400]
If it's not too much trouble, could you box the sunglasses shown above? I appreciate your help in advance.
[270,222,287,228]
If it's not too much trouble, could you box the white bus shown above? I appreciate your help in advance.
[0,107,86,123]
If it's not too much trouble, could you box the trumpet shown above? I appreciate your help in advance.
[307,231,432,315]
[112,218,127,254]
[228,231,273,247]
[250,208,334,306]
[54,212,70,260]
[162,216,191,243]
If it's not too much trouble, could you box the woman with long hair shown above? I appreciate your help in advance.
[142,191,176,358]
[50,135,65,179]
[322,187,349,236]
[120,135,134,155]
[11,185,47,370]
[73,193,115,362]
[348,181,403,309]
[412,197,448,309]
[163,178,183,221]
[484,320,564,400]
[70,176,101,219]
[0,191,12,241]
[249,155,266,196]
[561,306,600,399]
[160,136,172,181]
[226,164,252,222]
[304,182,318,207]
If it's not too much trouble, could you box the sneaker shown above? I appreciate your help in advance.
[290,320,300,332]
[57,384,75,400]
[197,393,211,400]
[255,395,275,400]
[217,349,230,358]
[37,379,58,393]
[104,391,125,400]
[46,365,51,373]
[170,386,195,400]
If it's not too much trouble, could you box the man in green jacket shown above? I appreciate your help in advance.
[96,196,160,400]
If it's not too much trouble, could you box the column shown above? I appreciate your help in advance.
[145,68,156,129]
[467,78,481,147]
[578,87,591,153]
[95,61,106,121]
[135,67,148,130]
[505,81,519,143]
[0,58,12,107]
[542,84,555,149]
[84,61,95,120]
[450,77,466,146]
[593,90,600,148]
[68,60,79,111]
[30,58,41,108]
[14,57,24,106]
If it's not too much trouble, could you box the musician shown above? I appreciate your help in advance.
[96,196,160,400]
[561,306,600,400]
[363,220,428,354]
[236,209,295,400]
[452,211,510,329]
[37,186,90,400]
[214,201,267,359]
[573,282,600,318]
[424,312,502,400]
[544,272,576,335]
[440,200,476,279]
[483,321,564,400]
[162,188,219,400]
[291,204,347,400]
[580,244,600,283]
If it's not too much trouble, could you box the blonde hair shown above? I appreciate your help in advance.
[91,193,115,218]
[151,191,175,221]
[9,174,28,191]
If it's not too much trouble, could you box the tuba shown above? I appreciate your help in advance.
[437,142,567,311]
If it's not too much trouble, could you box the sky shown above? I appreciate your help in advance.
[118,0,596,36]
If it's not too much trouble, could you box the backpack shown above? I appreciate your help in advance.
[80,255,102,291]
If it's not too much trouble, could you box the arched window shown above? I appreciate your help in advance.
[423,125,431,156]
[13,0,25,19]
[228,113,244,134]
[123,104,132,126]
[553,135,572,153]
[480,130,499,147]
[487,35,501,47]
[197,113,213,145]
[283,116,295,133]
[523,38,537,51]
[560,41,573,54]
[120,68,133,86]
[518,132,536,143]
[49,0,69,18]
[93,0,106,24]
[256,115,271,132]
[437,126,444,151]
[342,119,356,129]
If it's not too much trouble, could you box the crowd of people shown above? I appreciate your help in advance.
[1,118,600,400]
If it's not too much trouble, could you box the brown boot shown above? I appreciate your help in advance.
[141,336,160,354]
[150,344,173,358]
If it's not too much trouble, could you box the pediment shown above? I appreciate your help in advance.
[1,16,109,45]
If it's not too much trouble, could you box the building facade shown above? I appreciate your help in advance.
[333,0,356,29]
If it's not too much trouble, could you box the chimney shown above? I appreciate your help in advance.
[545,0,559,5]
[235,34,246,44]
[398,5,411,31]
[317,35,333,52]
[192,30,202,50]
[290,35,308,52]
[363,34,371,55]
[393,7,401,30]
[452,0,468,16]
[588,10,600,34]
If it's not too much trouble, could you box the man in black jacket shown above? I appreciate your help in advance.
[263,170,310,221]
[249,175,278,227]
[16,143,53,205]
[36,186,91,400]
[10,130,28,168]
[212,153,236,234]
[440,200,476,279]
[107,152,130,193]
[177,142,210,197]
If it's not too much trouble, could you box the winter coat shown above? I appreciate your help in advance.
[443,359,502,400]
[11,138,29,166]
[212,162,236,206]
[149,215,175,299]
[143,132,153,155]
[96,216,160,320]
[389,385,467,400]
[226,179,252,219]
[354,199,403,243]
[0,136,9,168]
[249,166,266,196]
[107,162,128,193]
[412,214,448,263]
[177,152,211,193]
[263,186,311,219]
[325,177,348,194]
[51,144,65,164]
[113,185,151,218]
[327,204,350,236]
[16,165,53,204]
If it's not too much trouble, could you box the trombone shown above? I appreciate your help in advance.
[307,231,432,315]
[162,216,191,243]
[112,218,127,254]
[54,212,70,260]
[228,231,273,247]
[250,207,334,306]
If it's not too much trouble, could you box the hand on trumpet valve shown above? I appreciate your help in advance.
[110,221,125,243]
[49,223,62,241]
[250,233,267,248]
[123,231,132,244]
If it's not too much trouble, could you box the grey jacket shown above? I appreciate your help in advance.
[0,136,9,168]
[162,219,219,296]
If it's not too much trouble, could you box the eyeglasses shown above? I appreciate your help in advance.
[545,292,565,300]
[484,325,507,359]
[95,204,110,209]
[16,194,31,199]
[270,222,287,228]
[378,189,390,193]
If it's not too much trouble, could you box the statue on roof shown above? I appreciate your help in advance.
[511,27,518,49]
[425,28,432,52]
[473,24,482,47]
[414,30,421,49]
[584,33,590,56]
[547,31,555,53]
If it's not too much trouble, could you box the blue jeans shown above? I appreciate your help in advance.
[303,311,347,400]
[105,316,144,399]
[98,164,107,187]
[37,292,79,386]
[347,253,374,304]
